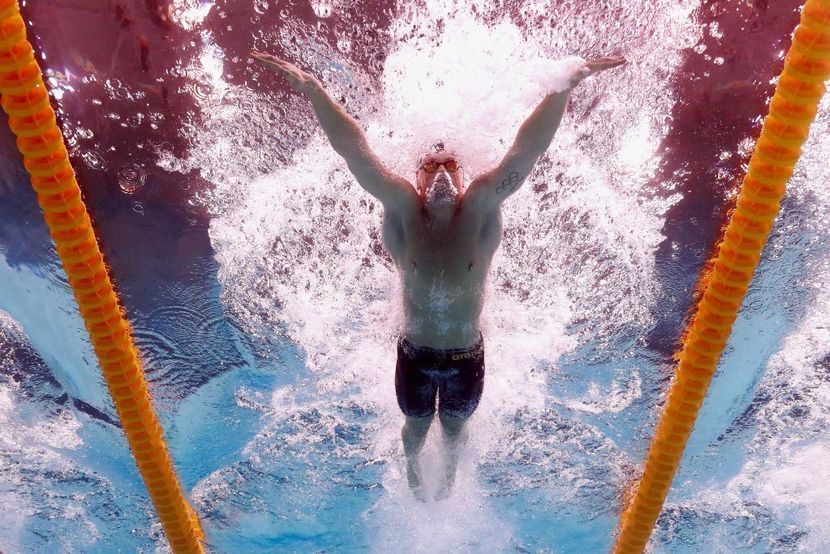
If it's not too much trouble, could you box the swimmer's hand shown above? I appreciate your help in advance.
[570,56,627,88]
[249,51,321,94]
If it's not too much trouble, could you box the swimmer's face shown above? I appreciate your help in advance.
[416,153,464,202]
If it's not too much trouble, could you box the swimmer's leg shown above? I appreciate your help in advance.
[401,414,433,501]
[435,355,484,500]
[435,412,470,500]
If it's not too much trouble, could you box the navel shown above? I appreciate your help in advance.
[468,262,473,271]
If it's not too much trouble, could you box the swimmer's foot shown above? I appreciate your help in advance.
[434,464,457,501]
[406,459,427,502]
[434,481,452,501]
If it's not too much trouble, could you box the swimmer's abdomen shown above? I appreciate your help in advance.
[401,268,486,345]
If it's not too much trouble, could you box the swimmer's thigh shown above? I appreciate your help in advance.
[438,358,485,418]
[395,344,438,418]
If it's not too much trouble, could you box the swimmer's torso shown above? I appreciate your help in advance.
[382,197,503,349]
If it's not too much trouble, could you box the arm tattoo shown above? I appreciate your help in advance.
[496,172,523,194]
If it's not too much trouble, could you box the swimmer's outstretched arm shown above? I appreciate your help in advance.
[249,51,416,211]
[465,56,626,212]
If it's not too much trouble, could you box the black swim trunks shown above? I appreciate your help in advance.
[395,331,485,419]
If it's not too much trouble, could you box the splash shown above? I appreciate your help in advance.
[374,15,586,180]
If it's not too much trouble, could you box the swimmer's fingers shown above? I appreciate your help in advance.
[570,56,626,87]
[249,50,291,72]
[249,51,319,93]
[249,51,307,79]
[584,56,627,74]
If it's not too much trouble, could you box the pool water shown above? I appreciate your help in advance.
[1,0,829,552]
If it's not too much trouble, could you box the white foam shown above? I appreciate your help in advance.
[375,14,587,178]
[739,443,830,550]
[0,376,95,550]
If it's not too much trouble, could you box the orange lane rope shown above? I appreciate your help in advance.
[0,1,205,551]
[613,1,830,552]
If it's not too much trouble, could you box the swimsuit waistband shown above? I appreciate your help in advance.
[398,331,484,359]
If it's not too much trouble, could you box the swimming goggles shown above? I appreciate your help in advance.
[419,159,461,173]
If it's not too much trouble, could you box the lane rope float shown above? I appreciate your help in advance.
[0,1,206,551]
[613,1,830,552]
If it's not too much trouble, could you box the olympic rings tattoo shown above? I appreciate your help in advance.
[496,172,522,194]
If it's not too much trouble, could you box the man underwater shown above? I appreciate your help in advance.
[250,50,625,501]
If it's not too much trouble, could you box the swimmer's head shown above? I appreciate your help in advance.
[415,144,464,201]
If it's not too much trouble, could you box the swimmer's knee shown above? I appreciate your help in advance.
[438,410,470,429]
[405,413,435,428]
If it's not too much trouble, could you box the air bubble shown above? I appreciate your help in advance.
[117,164,147,194]
[264,108,280,124]
[82,150,106,171]
[194,82,214,99]
[169,65,188,78]
[337,38,352,53]
[311,0,333,18]
[126,113,143,128]
[105,78,129,101]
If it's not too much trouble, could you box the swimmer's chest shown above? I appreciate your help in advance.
[382,205,502,278]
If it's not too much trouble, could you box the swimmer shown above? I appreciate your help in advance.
[250,50,625,501]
